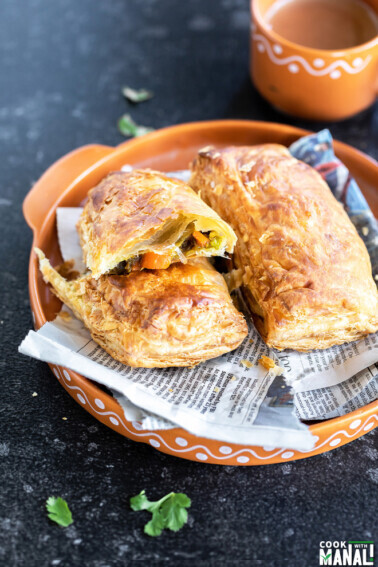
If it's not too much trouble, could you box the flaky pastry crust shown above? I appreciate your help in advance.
[189,144,378,351]
[36,249,247,368]
[77,169,236,278]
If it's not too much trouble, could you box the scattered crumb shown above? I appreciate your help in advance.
[230,375,237,381]
[241,359,253,368]
[270,366,285,377]
[249,339,254,344]
[58,311,72,322]
[243,234,248,242]
[32,392,38,397]
[169,388,173,392]
[362,226,369,236]
[258,356,284,377]
[214,185,222,196]
[62,417,67,421]
[375,274,378,281]
[259,356,276,370]
[214,386,220,393]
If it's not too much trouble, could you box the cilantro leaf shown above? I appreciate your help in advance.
[160,493,190,532]
[46,497,73,527]
[118,114,154,138]
[130,490,191,537]
[122,86,154,103]
[144,512,165,537]
[130,489,150,511]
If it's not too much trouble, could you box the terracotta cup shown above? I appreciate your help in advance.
[250,0,378,121]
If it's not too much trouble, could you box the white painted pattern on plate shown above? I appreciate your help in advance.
[54,365,378,463]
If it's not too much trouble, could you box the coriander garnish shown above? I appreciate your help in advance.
[118,114,155,138]
[46,497,73,527]
[122,86,154,103]
[130,490,191,537]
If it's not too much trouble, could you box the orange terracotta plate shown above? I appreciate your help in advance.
[23,120,378,465]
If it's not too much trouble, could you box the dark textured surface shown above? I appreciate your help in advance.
[1,0,377,565]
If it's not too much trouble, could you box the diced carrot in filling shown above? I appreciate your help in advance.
[192,231,210,247]
[141,251,172,270]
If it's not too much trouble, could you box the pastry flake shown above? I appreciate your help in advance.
[258,356,284,377]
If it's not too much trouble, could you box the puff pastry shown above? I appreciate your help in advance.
[36,249,247,367]
[77,169,236,278]
[189,144,378,351]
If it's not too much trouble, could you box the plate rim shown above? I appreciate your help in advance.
[23,119,378,465]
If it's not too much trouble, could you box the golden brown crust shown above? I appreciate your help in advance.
[189,144,378,351]
[77,169,236,278]
[35,249,247,367]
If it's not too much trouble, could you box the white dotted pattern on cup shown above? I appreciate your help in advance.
[364,422,374,432]
[132,421,142,430]
[196,452,208,461]
[281,451,294,459]
[149,439,160,448]
[175,437,188,447]
[330,70,341,79]
[94,398,105,409]
[77,393,86,404]
[109,416,119,426]
[353,57,363,67]
[329,438,341,447]
[252,33,371,78]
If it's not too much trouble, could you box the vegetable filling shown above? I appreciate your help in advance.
[112,231,223,274]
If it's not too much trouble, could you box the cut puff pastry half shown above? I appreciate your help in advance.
[77,169,237,278]
[189,144,378,351]
[36,249,247,368]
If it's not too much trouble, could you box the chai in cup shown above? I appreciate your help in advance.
[265,0,378,50]
[250,0,378,120]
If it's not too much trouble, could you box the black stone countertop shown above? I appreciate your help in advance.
[1,1,377,565]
